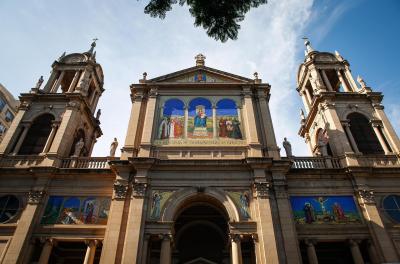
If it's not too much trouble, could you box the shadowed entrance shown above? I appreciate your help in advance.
[174,202,230,264]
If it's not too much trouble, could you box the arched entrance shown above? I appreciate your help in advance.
[173,201,230,264]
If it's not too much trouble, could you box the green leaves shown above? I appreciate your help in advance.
[144,0,268,42]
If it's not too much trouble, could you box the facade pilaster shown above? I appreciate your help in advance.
[373,104,400,153]
[183,105,189,139]
[121,89,144,159]
[84,240,99,264]
[212,104,217,138]
[0,104,28,154]
[355,186,399,263]
[138,87,158,157]
[272,170,301,264]
[3,187,47,264]
[252,168,279,264]
[160,234,172,264]
[241,86,261,157]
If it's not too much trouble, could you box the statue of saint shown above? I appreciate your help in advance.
[35,76,44,89]
[357,75,367,89]
[282,137,293,157]
[96,109,101,120]
[109,138,118,157]
[73,138,84,157]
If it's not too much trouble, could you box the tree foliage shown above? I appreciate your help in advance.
[144,0,267,42]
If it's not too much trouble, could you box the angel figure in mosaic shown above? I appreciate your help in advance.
[151,192,163,219]
[239,192,250,218]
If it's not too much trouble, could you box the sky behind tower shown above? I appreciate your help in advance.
[0,0,399,157]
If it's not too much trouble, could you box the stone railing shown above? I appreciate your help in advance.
[0,155,45,168]
[291,156,342,169]
[356,154,400,167]
[60,157,115,169]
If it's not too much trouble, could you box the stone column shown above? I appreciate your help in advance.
[212,105,217,138]
[251,171,279,264]
[344,66,359,92]
[300,92,311,113]
[99,179,129,264]
[0,104,28,154]
[242,86,261,157]
[373,104,400,153]
[321,70,334,91]
[372,124,391,154]
[140,234,151,264]
[83,240,98,264]
[304,88,314,106]
[43,71,58,93]
[336,69,352,92]
[305,240,318,264]
[230,234,243,264]
[10,123,31,155]
[348,240,364,264]
[342,122,360,153]
[121,179,148,264]
[367,240,380,264]
[50,71,65,93]
[138,87,158,157]
[356,188,399,263]
[38,238,55,264]
[3,189,47,263]
[121,90,144,159]
[160,234,172,264]
[184,106,189,139]
[272,174,301,264]
[67,71,81,93]
[42,123,59,154]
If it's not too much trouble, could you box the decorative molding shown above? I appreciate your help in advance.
[113,180,129,200]
[27,190,46,204]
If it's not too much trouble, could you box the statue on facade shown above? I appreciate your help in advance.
[317,138,328,157]
[109,138,118,157]
[96,109,101,120]
[35,76,44,89]
[282,137,293,157]
[73,138,85,157]
[357,75,367,89]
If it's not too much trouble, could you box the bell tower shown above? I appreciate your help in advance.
[0,41,104,162]
[297,39,400,157]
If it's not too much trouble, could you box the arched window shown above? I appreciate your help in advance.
[0,195,20,223]
[348,113,383,154]
[18,114,54,155]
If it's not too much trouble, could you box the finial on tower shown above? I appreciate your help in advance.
[58,52,66,61]
[88,38,98,54]
[334,50,344,61]
[195,54,206,66]
[302,37,314,54]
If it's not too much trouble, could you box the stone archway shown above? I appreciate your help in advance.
[173,201,230,264]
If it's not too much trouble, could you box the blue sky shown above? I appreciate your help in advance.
[0,0,399,156]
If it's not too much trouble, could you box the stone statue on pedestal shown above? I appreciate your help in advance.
[110,138,118,157]
[283,137,293,157]
[35,76,44,89]
[73,138,84,157]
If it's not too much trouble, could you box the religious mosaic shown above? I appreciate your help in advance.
[228,191,251,219]
[155,98,243,145]
[41,196,111,225]
[290,196,362,224]
[149,190,174,220]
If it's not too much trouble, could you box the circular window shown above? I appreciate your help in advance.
[0,195,20,223]
[382,195,400,223]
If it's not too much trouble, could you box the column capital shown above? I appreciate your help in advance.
[253,181,271,198]
[229,233,242,243]
[27,190,46,204]
[357,188,375,204]
[159,233,173,242]
[347,239,361,247]
[39,237,57,246]
[113,180,129,200]
[132,182,147,198]
[85,239,100,247]
[273,181,288,199]
[148,87,158,98]
[304,239,317,246]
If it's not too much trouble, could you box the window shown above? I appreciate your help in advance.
[348,112,384,154]
[0,96,5,111]
[5,110,14,122]
[0,195,20,223]
[0,123,6,134]
[383,195,400,223]
[18,114,54,155]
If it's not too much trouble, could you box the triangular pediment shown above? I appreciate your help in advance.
[148,66,253,84]
[184,257,218,264]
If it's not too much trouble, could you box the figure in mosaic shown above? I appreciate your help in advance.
[239,192,250,218]
[158,117,170,139]
[151,192,162,219]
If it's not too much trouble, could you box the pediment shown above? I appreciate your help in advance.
[148,66,253,84]
[184,257,218,264]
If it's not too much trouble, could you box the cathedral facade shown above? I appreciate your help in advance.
[0,41,400,264]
